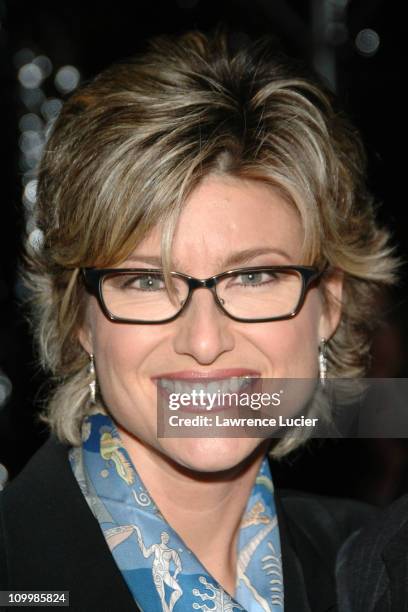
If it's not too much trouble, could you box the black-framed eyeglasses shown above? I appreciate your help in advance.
[81,265,323,324]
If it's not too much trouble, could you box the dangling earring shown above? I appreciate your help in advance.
[319,338,327,385]
[89,353,96,404]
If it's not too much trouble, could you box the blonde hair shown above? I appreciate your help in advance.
[25,30,398,454]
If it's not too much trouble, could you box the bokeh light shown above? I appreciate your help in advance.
[18,62,43,89]
[355,28,380,57]
[54,65,80,93]
[13,47,35,68]
[0,370,12,409]
[19,130,44,158]
[20,87,45,110]
[28,228,44,251]
[41,97,62,122]
[23,179,38,210]
[19,112,43,133]
[0,463,9,491]
[33,55,53,78]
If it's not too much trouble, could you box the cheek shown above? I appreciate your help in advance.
[93,325,143,369]
[89,309,160,399]
[90,296,169,363]
[244,292,321,377]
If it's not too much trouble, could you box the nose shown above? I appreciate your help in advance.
[172,287,235,364]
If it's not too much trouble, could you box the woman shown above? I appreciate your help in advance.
[0,30,396,611]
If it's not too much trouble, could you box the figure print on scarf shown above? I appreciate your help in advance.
[69,413,284,611]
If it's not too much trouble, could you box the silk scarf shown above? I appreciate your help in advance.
[69,413,284,611]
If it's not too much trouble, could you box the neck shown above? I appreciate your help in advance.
[118,429,269,594]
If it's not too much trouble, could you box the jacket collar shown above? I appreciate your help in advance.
[274,491,337,612]
[380,498,408,611]
[3,437,138,611]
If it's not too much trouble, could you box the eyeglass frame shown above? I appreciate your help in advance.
[81,265,324,325]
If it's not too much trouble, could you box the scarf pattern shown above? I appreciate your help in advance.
[69,413,284,611]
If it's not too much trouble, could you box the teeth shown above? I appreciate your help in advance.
[230,378,239,392]
[160,379,173,392]
[157,377,253,396]
[207,381,219,395]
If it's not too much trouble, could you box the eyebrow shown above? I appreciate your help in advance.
[124,248,291,270]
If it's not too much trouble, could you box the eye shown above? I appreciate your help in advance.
[235,271,278,286]
[122,274,166,291]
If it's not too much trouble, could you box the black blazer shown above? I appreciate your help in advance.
[0,438,373,612]
[336,493,408,612]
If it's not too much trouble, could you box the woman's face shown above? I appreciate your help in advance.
[80,175,342,473]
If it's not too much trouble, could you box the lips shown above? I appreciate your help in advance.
[152,368,261,381]
[158,376,254,396]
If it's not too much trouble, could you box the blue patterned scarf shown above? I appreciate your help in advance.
[69,413,284,611]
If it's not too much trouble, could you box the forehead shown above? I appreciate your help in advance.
[124,175,304,272]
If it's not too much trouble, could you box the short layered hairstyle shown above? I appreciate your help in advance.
[25,30,398,454]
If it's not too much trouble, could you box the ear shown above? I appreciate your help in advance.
[77,322,93,355]
[318,269,344,340]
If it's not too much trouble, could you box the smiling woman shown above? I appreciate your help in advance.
[0,30,398,611]
[78,177,332,476]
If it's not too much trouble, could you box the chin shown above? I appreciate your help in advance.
[159,437,265,474]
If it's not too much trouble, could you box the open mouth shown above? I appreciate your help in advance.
[156,376,261,413]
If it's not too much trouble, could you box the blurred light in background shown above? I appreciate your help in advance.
[333,0,349,6]
[41,97,62,122]
[25,215,37,235]
[0,369,12,410]
[18,62,43,89]
[19,130,45,162]
[325,21,348,46]
[28,228,44,251]
[55,65,80,93]
[15,49,81,241]
[23,179,38,210]
[19,112,43,133]
[33,54,53,78]
[355,28,380,57]
[13,47,35,68]
[20,87,45,110]
[0,464,8,491]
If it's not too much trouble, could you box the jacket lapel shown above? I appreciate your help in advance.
[3,437,139,611]
[381,515,408,612]
[275,491,337,612]
[275,506,312,612]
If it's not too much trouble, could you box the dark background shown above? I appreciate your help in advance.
[0,0,407,504]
